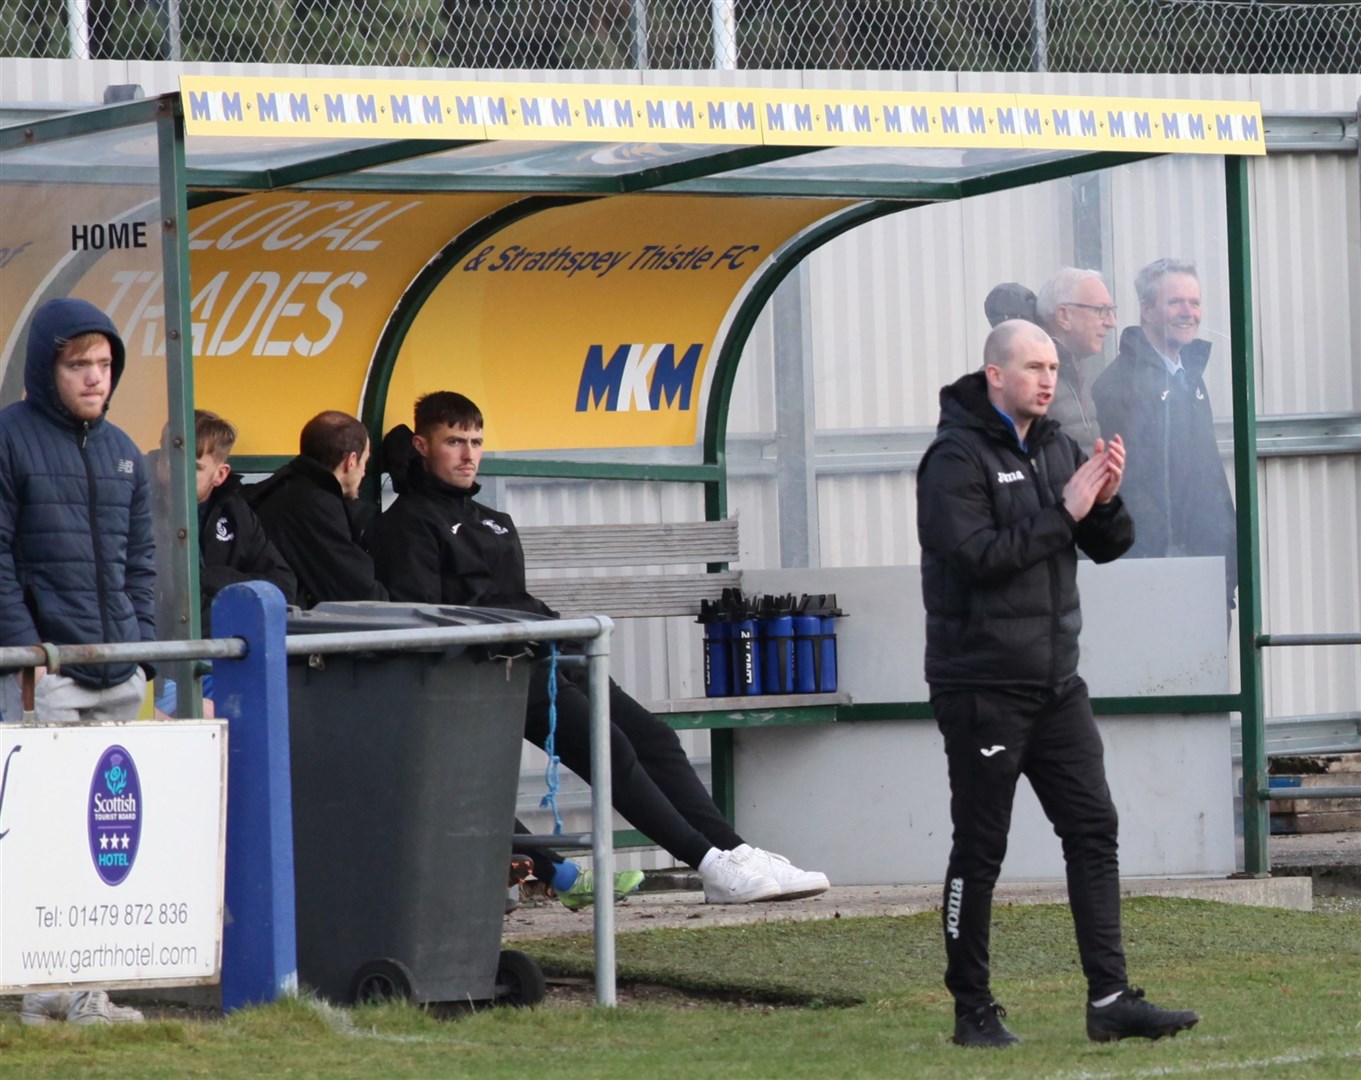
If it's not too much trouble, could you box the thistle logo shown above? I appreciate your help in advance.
[88,745,142,886]
[576,343,704,413]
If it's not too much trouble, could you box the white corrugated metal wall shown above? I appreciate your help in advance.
[4,61,1356,863]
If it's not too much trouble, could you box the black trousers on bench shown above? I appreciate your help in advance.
[520,667,744,872]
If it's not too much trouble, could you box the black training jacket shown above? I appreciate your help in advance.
[371,461,557,619]
[916,371,1134,690]
[247,455,387,609]
[199,475,298,631]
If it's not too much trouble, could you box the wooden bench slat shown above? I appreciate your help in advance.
[521,520,739,569]
[531,571,742,618]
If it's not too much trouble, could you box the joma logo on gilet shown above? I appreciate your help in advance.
[576,343,703,413]
[996,469,1025,484]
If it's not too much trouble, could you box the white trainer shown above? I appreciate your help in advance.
[20,992,72,1026]
[735,844,831,900]
[698,847,781,904]
[66,990,145,1025]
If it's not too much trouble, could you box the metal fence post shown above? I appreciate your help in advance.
[586,616,617,1007]
[212,581,298,1010]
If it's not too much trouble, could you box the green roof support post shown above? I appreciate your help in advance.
[1226,154,1266,876]
[157,93,203,719]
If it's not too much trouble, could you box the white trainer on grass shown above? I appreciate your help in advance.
[735,844,831,900]
[21,990,145,1026]
[699,847,781,904]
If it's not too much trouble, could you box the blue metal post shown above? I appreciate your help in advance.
[212,582,297,1010]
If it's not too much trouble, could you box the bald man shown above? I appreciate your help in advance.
[916,320,1198,1048]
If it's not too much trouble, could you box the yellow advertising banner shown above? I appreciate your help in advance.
[181,75,1265,156]
[188,191,518,455]
[387,195,852,452]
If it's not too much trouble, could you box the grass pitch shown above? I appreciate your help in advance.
[3,897,1359,1079]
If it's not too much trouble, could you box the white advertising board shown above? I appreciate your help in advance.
[0,721,227,992]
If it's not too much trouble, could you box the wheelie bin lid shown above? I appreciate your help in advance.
[287,602,552,635]
[286,602,554,661]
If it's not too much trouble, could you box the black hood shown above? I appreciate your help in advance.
[936,369,1058,447]
[403,453,482,501]
[24,297,127,428]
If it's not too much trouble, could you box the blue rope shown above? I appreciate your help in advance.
[539,642,564,835]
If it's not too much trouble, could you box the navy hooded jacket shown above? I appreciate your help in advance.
[0,298,156,687]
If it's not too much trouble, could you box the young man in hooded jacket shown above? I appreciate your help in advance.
[917,319,1198,1048]
[0,297,154,1025]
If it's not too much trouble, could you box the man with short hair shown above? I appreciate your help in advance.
[917,319,1198,1048]
[1034,267,1118,454]
[1091,258,1236,609]
[249,409,387,608]
[371,391,830,907]
[0,296,153,1026]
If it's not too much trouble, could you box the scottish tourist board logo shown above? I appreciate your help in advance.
[87,745,142,886]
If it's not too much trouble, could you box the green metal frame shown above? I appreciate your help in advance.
[185,139,477,191]
[1226,154,1267,875]
[282,144,820,196]
[156,94,205,718]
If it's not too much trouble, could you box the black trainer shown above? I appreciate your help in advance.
[1087,988,1200,1042]
[952,1001,1021,1048]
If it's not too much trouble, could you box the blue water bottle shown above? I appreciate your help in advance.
[792,614,821,693]
[733,615,762,696]
[759,614,795,694]
[699,600,733,697]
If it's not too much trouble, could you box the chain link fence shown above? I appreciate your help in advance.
[2,1,1358,73]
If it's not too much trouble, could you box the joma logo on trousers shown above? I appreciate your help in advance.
[576,343,703,412]
[946,876,964,939]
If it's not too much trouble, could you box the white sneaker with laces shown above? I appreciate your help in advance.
[735,844,830,900]
[698,847,781,904]
[66,990,145,1025]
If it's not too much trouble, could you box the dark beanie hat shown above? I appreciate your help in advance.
[983,282,1038,327]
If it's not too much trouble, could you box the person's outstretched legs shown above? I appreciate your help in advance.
[524,669,780,903]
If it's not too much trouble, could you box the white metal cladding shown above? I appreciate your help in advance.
[1258,456,1361,719]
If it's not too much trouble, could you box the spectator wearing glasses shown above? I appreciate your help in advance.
[1035,268,1118,455]
[1091,258,1237,612]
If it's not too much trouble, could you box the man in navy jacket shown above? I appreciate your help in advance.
[0,296,154,1025]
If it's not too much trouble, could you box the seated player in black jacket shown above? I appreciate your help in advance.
[371,391,830,908]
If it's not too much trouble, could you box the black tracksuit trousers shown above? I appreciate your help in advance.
[520,668,744,873]
[933,676,1128,1013]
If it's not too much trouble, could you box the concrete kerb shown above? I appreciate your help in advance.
[502,873,1313,942]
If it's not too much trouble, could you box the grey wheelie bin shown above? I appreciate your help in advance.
[285,601,547,1009]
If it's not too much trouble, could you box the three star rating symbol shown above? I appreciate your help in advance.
[98,832,131,850]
